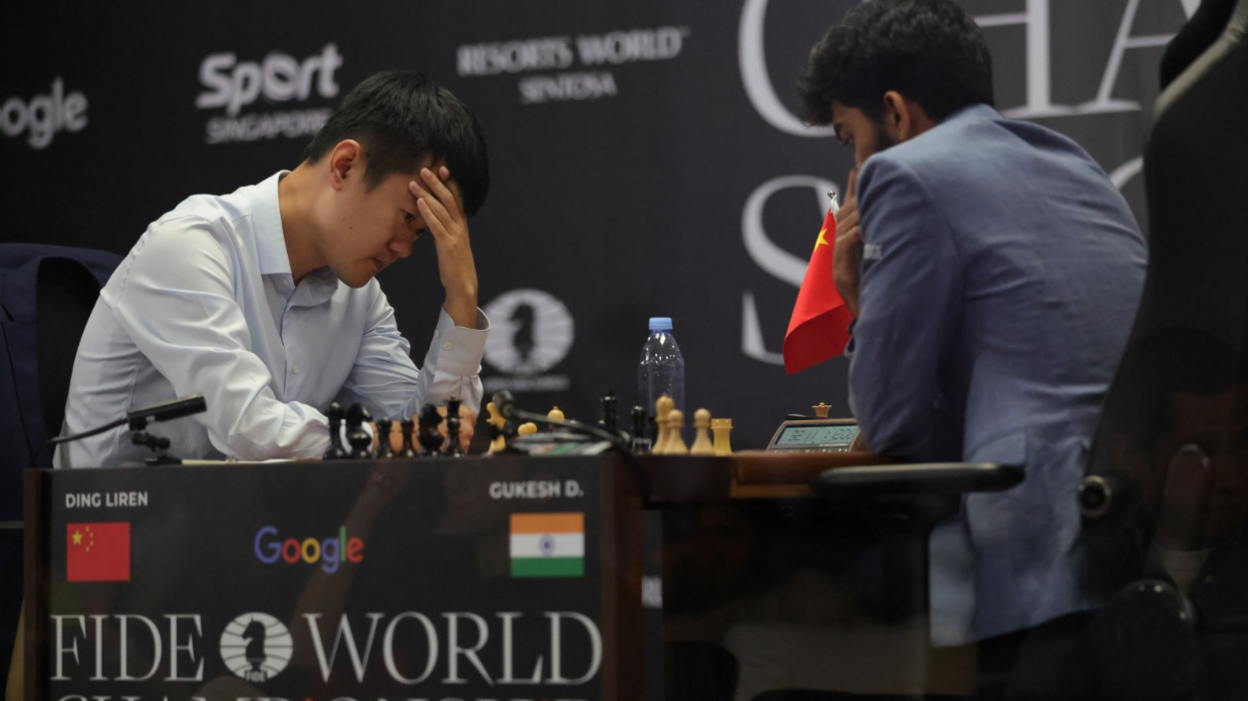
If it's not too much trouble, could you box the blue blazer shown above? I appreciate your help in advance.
[849,105,1147,644]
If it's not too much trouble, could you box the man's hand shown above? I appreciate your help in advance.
[834,167,863,319]
[410,166,478,328]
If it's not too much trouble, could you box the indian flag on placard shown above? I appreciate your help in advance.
[510,512,584,578]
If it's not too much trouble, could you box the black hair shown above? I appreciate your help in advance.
[797,0,994,126]
[303,70,490,215]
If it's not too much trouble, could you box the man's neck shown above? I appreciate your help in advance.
[277,164,326,285]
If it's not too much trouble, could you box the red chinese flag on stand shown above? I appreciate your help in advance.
[783,207,854,374]
[67,523,131,582]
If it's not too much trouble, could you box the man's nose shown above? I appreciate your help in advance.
[390,233,414,259]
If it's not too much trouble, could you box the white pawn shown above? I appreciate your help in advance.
[664,409,688,455]
[547,406,565,432]
[652,394,675,455]
[690,408,714,455]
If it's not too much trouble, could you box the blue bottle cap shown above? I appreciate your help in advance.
[648,317,673,331]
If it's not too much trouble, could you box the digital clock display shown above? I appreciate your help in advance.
[776,424,859,447]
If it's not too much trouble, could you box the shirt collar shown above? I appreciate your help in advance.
[250,170,341,305]
[250,171,293,277]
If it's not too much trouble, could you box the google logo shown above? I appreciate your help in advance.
[254,526,363,573]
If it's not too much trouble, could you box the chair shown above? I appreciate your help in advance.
[0,243,121,695]
[1072,2,1248,698]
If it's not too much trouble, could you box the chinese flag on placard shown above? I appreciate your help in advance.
[783,207,854,374]
[67,523,130,582]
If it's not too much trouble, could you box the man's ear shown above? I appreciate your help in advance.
[882,90,935,142]
[327,139,364,191]
[882,91,906,142]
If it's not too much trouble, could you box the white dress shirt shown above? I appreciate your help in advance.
[56,172,489,467]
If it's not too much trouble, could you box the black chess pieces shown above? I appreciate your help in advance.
[631,405,652,454]
[376,418,396,459]
[600,390,619,434]
[443,398,465,457]
[399,418,417,458]
[324,401,348,460]
[417,404,444,456]
[346,403,373,459]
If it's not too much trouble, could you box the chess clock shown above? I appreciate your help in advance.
[766,403,864,453]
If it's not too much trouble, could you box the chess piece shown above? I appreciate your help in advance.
[346,404,373,459]
[712,418,734,456]
[418,404,444,456]
[444,398,466,457]
[399,418,417,458]
[486,402,508,454]
[664,409,688,454]
[690,408,714,455]
[600,391,619,433]
[323,401,348,460]
[517,422,538,436]
[547,406,565,431]
[652,394,675,455]
[812,402,832,419]
[376,418,396,458]
[630,405,652,454]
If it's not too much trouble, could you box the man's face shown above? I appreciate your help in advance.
[831,100,897,167]
[322,158,438,288]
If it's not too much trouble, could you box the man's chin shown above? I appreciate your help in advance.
[333,266,376,289]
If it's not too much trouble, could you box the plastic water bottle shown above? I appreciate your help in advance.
[638,317,685,414]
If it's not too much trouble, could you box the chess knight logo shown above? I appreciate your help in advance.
[482,289,575,392]
[219,612,293,683]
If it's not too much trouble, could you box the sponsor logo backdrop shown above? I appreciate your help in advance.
[1,0,1192,447]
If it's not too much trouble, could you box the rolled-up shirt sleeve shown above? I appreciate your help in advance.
[337,289,490,419]
[107,220,331,460]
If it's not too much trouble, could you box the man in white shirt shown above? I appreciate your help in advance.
[57,71,491,467]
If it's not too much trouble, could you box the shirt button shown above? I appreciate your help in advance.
[292,364,301,374]
[443,341,454,351]
[433,330,441,338]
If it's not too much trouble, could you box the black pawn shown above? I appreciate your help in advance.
[417,404,444,457]
[399,418,417,458]
[376,418,396,459]
[444,398,465,457]
[630,405,652,455]
[324,402,348,460]
[346,404,373,459]
[600,390,619,433]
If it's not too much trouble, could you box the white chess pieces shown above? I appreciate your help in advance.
[518,422,538,437]
[712,418,733,456]
[665,409,688,454]
[690,408,714,455]
[547,406,565,431]
[486,402,507,454]
[652,394,675,455]
[812,402,832,419]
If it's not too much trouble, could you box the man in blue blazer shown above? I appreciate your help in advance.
[799,0,1147,644]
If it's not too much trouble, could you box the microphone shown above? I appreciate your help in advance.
[492,391,518,420]
[491,391,630,453]
[37,394,209,467]
[126,394,208,430]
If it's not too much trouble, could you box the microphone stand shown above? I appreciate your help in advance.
[35,394,207,467]
[493,392,632,454]
[491,391,652,495]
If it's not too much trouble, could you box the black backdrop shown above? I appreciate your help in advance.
[1,0,1196,448]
